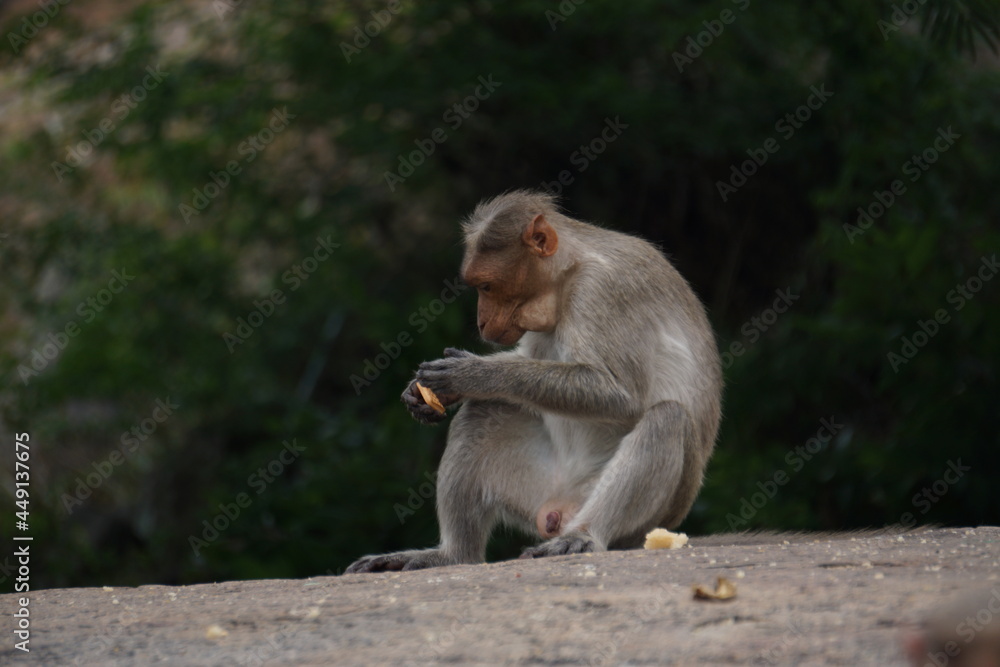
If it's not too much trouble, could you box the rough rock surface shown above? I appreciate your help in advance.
[2,527,998,665]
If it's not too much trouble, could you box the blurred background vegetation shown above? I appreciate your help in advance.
[1,0,997,589]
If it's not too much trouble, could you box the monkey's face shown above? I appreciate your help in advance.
[463,252,556,346]
[461,211,561,346]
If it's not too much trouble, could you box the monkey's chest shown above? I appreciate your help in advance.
[542,414,622,475]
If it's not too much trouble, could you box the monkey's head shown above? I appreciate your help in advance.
[460,192,564,346]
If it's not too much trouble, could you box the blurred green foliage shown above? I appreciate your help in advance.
[0,0,997,588]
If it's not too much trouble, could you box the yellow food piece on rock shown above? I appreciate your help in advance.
[643,528,689,550]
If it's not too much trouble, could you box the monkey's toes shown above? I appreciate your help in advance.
[520,534,596,559]
[345,549,454,574]
[345,554,402,574]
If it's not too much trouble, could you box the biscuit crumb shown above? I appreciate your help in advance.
[643,528,689,550]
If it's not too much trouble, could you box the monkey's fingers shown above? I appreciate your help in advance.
[417,358,455,372]
[520,534,596,559]
[442,347,473,359]
[401,389,421,406]
[401,391,448,424]
[414,368,455,395]
[345,554,406,574]
[408,405,448,425]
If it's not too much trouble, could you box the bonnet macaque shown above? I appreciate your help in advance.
[347,190,722,572]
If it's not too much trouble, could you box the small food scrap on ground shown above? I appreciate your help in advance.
[693,577,737,601]
[205,624,229,639]
[416,382,446,413]
[643,528,689,550]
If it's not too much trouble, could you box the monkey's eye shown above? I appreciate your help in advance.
[480,283,491,293]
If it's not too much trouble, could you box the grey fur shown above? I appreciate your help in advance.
[345,191,723,574]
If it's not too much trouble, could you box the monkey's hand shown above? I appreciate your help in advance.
[401,379,451,425]
[415,348,487,404]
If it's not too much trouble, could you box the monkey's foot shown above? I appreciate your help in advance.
[344,548,458,574]
[519,532,601,559]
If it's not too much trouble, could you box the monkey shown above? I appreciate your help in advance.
[345,189,722,573]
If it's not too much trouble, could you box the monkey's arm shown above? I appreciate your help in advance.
[417,348,640,422]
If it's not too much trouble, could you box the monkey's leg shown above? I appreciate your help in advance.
[345,401,551,574]
[521,400,692,558]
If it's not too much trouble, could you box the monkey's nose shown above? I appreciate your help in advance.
[478,321,486,334]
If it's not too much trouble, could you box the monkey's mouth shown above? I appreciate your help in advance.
[484,329,525,347]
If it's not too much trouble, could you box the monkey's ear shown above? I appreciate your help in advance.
[523,214,559,257]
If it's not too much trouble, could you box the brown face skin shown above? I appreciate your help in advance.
[461,213,561,346]
[462,215,561,346]
[462,255,535,344]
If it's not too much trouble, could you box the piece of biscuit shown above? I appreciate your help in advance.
[415,382,446,414]
[693,577,737,601]
[643,528,689,550]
